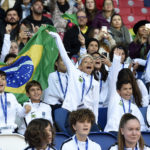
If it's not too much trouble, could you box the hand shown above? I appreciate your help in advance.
[114,48,122,56]
[31,23,39,33]
[24,104,31,114]
[132,62,139,71]
[6,24,12,34]
[141,35,148,44]
[78,33,85,47]
[101,55,111,67]
[19,30,28,39]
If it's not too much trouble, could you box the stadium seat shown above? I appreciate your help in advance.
[98,107,108,131]
[122,15,146,28]
[115,7,132,15]
[88,132,117,150]
[119,0,144,7]
[139,107,147,123]
[54,108,70,133]
[0,133,28,150]
[54,132,70,150]
[132,7,150,16]
[142,132,150,146]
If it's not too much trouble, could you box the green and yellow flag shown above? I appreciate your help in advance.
[0,25,58,104]
[62,13,79,26]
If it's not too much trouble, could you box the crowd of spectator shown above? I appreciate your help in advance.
[1,0,150,149]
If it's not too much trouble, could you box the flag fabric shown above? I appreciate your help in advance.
[62,13,79,26]
[0,25,59,104]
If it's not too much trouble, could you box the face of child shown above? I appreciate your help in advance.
[9,42,19,55]
[86,0,95,11]
[0,75,6,93]
[92,53,102,70]
[87,41,99,54]
[79,57,94,75]
[117,83,132,100]
[27,85,42,102]
[73,120,91,140]
[111,15,122,30]
[120,49,126,64]
[55,57,67,73]
[44,124,53,145]
[121,119,141,147]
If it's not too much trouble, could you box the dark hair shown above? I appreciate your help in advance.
[109,44,128,62]
[91,52,108,81]
[24,118,55,148]
[116,79,131,91]
[86,38,100,52]
[117,68,142,107]
[0,70,6,78]
[4,53,17,63]
[118,113,144,150]
[69,109,95,133]
[25,80,42,94]
[85,0,97,25]
[6,8,19,17]
[110,13,123,27]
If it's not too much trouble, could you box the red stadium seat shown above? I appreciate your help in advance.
[115,7,132,15]
[119,0,144,7]
[122,15,146,28]
[132,7,150,16]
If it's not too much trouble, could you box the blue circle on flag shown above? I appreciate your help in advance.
[0,56,34,88]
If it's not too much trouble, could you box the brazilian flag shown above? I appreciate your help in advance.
[62,13,79,26]
[0,25,58,104]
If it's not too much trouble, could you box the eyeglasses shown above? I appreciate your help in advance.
[93,56,101,60]
[77,16,87,19]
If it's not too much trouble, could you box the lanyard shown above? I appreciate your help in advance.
[57,71,68,99]
[99,80,102,93]
[74,136,88,150]
[144,51,150,71]
[81,75,93,102]
[121,99,131,114]
[0,93,7,124]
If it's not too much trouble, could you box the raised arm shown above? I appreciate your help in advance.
[49,32,75,74]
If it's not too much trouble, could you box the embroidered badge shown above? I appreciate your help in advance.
[31,112,36,118]
[119,100,123,106]
[79,76,83,82]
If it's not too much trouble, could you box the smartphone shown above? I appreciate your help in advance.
[145,23,150,29]
[101,52,107,57]
[101,26,107,33]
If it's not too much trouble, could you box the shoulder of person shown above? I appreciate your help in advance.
[108,143,118,150]
[60,137,73,148]
[40,101,51,107]
[144,144,150,149]
[24,146,33,150]
[89,138,102,148]
[5,92,16,98]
